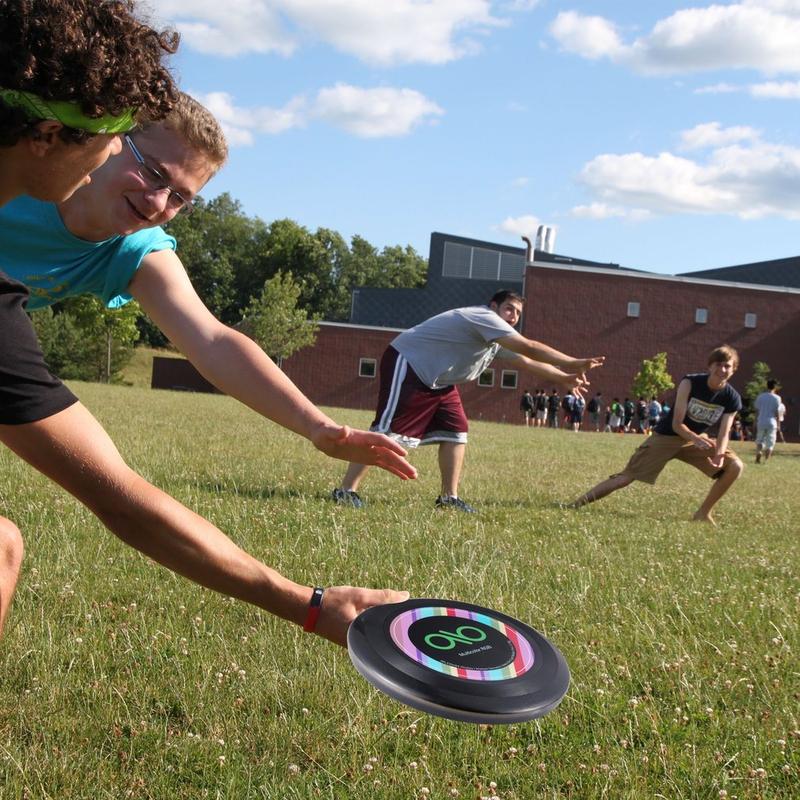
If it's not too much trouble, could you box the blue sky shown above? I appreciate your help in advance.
[154,1,800,275]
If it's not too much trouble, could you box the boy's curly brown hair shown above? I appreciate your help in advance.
[0,0,180,146]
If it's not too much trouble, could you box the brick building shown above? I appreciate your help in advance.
[152,231,800,440]
[280,233,800,439]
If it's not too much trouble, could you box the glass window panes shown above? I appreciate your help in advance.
[478,369,495,387]
[501,370,518,389]
[359,358,377,378]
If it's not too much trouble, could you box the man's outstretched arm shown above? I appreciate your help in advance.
[130,252,416,480]
[0,403,408,647]
[496,330,605,373]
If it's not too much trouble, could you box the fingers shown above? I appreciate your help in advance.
[372,450,417,480]
[347,429,408,457]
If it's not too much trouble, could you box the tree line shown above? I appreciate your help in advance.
[31,193,428,381]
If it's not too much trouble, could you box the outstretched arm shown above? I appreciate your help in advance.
[0,403,408,646]
[130,252,416,480]
[496,350,591,398]
[496,330,605,373]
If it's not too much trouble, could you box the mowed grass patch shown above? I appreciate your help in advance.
[0,382,797,799]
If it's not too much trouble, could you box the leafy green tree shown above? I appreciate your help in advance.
[65,296,142,383]
[164,193,260,327]
[631,352,675,400]
[241,272,319,367]
[29,306,88,380]
[742,361,771,405]
[741,361,772,424]
[31,298,141,383]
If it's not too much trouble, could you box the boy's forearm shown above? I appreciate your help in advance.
[187,327,335,441]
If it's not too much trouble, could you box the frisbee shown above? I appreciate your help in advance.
[347,598,570,724]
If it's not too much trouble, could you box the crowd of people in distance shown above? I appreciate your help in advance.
[520,384,787,450]
[520,390,671,435]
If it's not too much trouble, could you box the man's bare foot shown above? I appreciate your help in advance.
[692,511,716,526]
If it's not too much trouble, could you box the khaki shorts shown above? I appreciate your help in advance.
[619,434,738,485]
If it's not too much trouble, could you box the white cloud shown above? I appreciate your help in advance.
[694,82,741,94]
[497,214,541,238]
[505,0,541,10]
[311,85,444,137]
[511,176,530,187]
[549,11,626,61]
[156,0,293,57]
[695,79,800,98]
[550,4,800,75]
[750,80,800,97]
[679,122,761,151]
[570,202,651,221]
[576,135,800,219]
[193,91,307,146]
[157,0,502,64]
[192,85,442,143]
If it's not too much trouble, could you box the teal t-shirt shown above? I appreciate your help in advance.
[0,195,176,310]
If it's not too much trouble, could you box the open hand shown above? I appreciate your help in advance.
[561,372,590,399]
[311,424,418,480]
[573,356,605,371]
[314,586,410,647]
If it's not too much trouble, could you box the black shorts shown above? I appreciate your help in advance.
[0,272,77,425]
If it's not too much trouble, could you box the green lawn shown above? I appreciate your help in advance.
[0,382,797,799]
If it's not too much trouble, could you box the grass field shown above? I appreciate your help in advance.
[0,382,797,799]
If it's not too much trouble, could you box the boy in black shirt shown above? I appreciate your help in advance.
[569,346,743,524]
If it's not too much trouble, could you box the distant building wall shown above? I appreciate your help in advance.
[149,231,800,441]
[151,355,221,394]
[521,262,800,438]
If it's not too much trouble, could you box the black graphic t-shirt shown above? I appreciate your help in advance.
[655,373,742,436]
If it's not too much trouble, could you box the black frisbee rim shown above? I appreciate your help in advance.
[347,598,570,724]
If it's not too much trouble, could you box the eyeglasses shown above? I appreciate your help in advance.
[124,134,194,215]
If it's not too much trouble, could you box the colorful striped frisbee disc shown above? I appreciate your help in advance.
[347,598,570,723]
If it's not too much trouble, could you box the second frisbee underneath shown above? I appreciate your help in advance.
[347,598,570,724]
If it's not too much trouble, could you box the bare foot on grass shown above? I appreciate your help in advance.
[692,511,716,526]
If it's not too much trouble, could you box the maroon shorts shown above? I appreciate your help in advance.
[370,347,468,445]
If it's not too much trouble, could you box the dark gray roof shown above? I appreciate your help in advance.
[349,232,525,328]
[534,250,645,272]
[678,256,800,289]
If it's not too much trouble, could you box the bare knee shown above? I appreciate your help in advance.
[726,458,744,480]
[0,518,24,574]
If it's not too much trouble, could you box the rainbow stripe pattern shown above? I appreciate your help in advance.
[389,605,534,682]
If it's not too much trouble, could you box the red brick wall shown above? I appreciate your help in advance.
[282,268,800,440]
[521,266,800,438]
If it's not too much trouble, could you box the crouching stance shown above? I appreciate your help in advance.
[570,346,744,525]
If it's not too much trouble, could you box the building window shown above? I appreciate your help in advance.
[501,370,518,389]
[627,301,640,318]
[359,358,377,378]
[695,307,708,324]
[744,312,757,329]
[478,369,495,387]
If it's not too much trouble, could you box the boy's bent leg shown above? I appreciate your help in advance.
[569,473,633,508]
[0,403,404,646]
[0,516,24,635]
[693,456,744,524]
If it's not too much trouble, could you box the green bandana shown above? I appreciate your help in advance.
[0,89,136,134]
